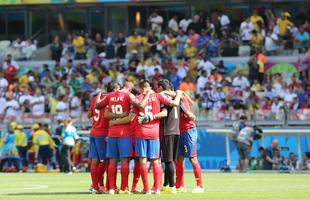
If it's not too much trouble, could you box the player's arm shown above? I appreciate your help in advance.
[132,90,153,109]
[180,99,196,121]
[109,113,136,127]
[95,94,108,109]
[168,90,183,107]
[104,110,129,120]
[153,108,168,120]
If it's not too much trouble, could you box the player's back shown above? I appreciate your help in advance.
[89,94,109,137]
[108,91,133,137]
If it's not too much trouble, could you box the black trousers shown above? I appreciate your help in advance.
[17,146,28,167]
[61,145,73,173]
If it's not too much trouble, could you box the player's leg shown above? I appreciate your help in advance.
[135,138,150,193]
[186,128,203,193]
[175,133,186,191]
[106,137,119,194]
[162,135,177,192]
[94,136,108,190]
[131,139,140,193]
[89,137,100,191]
[118,137,131,193]
[148,139,162,194]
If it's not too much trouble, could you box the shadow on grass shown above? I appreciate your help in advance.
[7,192,90,196]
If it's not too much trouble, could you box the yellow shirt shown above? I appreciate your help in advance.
[86,73,98,84]
[73,36,85,53]
[127,35,141,53]
[250,15,264,29]
[184,46,197,58]
[277,18,293,36]
[15,130,28,147]
[140,36,149,53]
[251,83,262,92]
[19,74,29,86]
[251,34,264,49]
[32,130,54,149]
[169,37,177,55]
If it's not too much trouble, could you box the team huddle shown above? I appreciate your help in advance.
[87,79,204,195]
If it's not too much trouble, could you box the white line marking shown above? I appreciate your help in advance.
[23,185,48,190]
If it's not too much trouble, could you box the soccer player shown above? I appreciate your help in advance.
[134,80,182,194]
[97,82,151,195]
[157,79,180,194]
[175,96,204,193]
[88,91,110,194]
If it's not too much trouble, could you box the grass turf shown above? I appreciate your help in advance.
[0,172,310,200]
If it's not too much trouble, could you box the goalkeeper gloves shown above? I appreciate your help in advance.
[138,113,155,124]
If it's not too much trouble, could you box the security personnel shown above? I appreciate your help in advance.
[15,125,28,171]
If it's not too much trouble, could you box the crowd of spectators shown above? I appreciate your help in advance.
[0,9,309,124]
[250,140,310,171]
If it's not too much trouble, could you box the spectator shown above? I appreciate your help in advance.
[256,49,267,84]
[297,48,310,78]
[232,72,250,90]
[50,36,63,62]
[0,73,8,93]
[265,32,279,56]
[61,118,79,173]
[196,70,209,96]
[2,54,19,70]
[168,15,179,33]
[179,15,192,33]
[218,11,230,30]
[115,32,127,59]
[240,17,254,45]
[249,10,264,30]
[197,54,215,77]
[56,95,70,121]
[4,93,20,122]
[187,15,202,34]
[198,29,210,51]
[72,32,86,59]
[179,76,196,94]
[30,88,45,118]
[265,139,279,170]
[288,152,298,170]
[3,60,17,84]
[204,18,215,36]
[93,33,105,54]
[277,12,293,37]
[127,31,141,55]
[168,67,182,90]
[104,31,115,59]
[149,11,163,32]
[176,30,188,58]
[302,152,310,170]
[250,30,264,51]
[22,39,37,60]
[70,92,82,119]
[294,26,309,50]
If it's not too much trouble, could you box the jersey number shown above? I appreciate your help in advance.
[144,105,153,115]
[111,104,123,114]
[94,109,100,122]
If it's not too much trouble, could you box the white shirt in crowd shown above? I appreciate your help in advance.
[30,95,45,116]
[136,64,149,74]
[0,97,6,116]
[168,18,179,32]
[271,101,283,114]
[179,18,192,32]
[240,21,254,41]
[146,65,164,79]
[219,14,230,27]
[196,76,209,95]
[265,33,278,52]
[197,59,216,77]
[19,93,32,105]
[232,76,250,90]
[0,78,8,91]
[70,96,82,119]
[116,72,125,86]
[56,101,69,120]
[176,65,188,80]
[4,99,20,118]
[22,43,37,59]
[149,15,163,32]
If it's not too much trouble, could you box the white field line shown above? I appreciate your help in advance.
[22,185,48,190]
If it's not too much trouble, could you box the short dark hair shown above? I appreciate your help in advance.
[107,82,120,92]
[139,80,151,89]
[158,79,173,91]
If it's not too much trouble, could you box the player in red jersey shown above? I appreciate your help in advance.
[133,80,183,194]
[175,97,204,193]
[96,82,151,195]
[87,91,109,194]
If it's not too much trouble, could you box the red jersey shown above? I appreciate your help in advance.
[99,91,135,137]
[89,94,109,137]
[134,93,170,139]
[179,98,196,133]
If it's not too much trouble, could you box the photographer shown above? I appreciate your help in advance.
[236,124,263,172]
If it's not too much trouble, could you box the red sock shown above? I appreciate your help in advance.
[192,162,203,187]
[108,161,117,190]
[97,161,106,187]
[132,162,140,191]
[175,161,184,188]
[120,161,129,191]
[90,162,99,190]
[151,161,162,191]
[105,160,110,190]
[140,163,149,192]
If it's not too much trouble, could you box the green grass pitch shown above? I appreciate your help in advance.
[0,172,310,200]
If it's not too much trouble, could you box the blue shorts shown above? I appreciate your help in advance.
[135,138,160,159]
[89,136,108,160]
[107,137,132,159]
[178,127,197,158]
